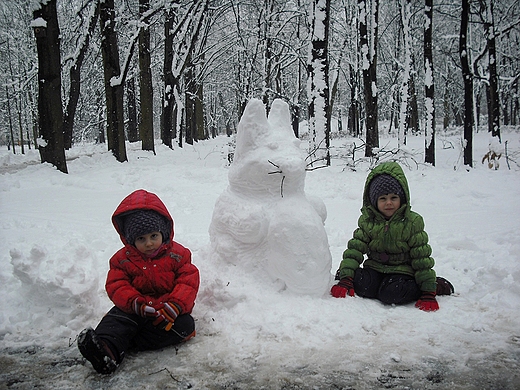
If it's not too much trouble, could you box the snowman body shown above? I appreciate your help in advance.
[209,98,332,295]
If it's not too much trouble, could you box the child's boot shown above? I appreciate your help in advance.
[436,277,454,296]
[78,328,118,374]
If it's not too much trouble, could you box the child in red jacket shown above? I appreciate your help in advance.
[78,189,200,374]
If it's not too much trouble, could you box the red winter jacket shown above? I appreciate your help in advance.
[106,189,199,315]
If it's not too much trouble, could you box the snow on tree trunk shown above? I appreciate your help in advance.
[161,7,175,148]
[307,0,331,167]
[484,0,501,143]
[424,0,435,166]
[359,0,379,157]
[32,0,68,173]
[459,0,473,168]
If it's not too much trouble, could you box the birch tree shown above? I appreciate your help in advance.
[308,0,331,166]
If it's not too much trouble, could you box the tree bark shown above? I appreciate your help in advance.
[484,0,500,142]
[127,76,138,142]
[5,86,16,154]
[138,0,155,153]
[424,0,435,165]
[307,0,331,166]
[161,6,175,148]
[359,0,379,157]
[99,0,127,162]
[33,0,67,173]
[398,0,411,148]
[459,0,473,167]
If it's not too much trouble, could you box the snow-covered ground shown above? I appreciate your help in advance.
[1,122,519,389]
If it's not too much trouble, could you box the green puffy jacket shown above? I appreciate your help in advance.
[338,162,437,292]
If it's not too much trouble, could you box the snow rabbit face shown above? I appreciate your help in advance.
[228,98,306,198]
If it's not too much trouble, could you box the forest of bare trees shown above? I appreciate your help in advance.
[1,0,519,173]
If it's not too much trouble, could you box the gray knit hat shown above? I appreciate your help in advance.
[123,210,169,244]
[368,174,405,207]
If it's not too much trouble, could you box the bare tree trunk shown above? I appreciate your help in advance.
[138,0,155,153]
[16,92,25,154]
[407,57,419,135]
[96,92,105,144]
[348,65,360,137]
[161,6,175,148]
[424,0,435,165]
[127,76,138,142]
[32,0,67,173]
[460,0,473,167]
[195,70,205,141]
[263,0,275,108]
[99,0,127,162]
[307,0,331,166]
[483,0,500,142]
[63,0,99,150]
[5,86,16,154]
[398,0,411,148]
[185,59,195,146]
[359,0,379,157]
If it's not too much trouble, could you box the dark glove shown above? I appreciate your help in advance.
[153,302,181,331]
[133,297,157,318]
[331,277,355,298]
[415,291,439,311]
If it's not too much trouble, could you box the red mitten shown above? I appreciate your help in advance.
[153,302,181,331]
[415,291,439,311]
[331,277,355,298]
[133,297,157,318]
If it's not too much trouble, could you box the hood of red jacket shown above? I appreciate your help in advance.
[112,189,174,246]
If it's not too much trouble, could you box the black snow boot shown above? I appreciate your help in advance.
[436,277,454,296]
[78,328,118,374]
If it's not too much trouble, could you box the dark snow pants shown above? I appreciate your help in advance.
[94,306,195,363]
[353,267,421,305]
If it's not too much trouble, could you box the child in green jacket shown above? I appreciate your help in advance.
[331,162,453,311]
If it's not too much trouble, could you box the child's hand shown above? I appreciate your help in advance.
[153,302,181,331]
[415,292,439,311]
[331,277,355,298]
[133,297,157,318]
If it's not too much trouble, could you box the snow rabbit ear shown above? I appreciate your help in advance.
[267,99,294,139]
[234,98,270,162]
[234,98,298,163]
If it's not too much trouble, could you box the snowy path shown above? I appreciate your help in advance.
[1,341,519,389]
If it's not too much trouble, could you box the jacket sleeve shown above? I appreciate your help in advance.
[162,244,200,314]
[408,214,436,292]
[105,250,143,313]
[338,216,371,279]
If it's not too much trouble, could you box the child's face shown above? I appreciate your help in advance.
[134,231,163,255]
[377,193,401,219]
